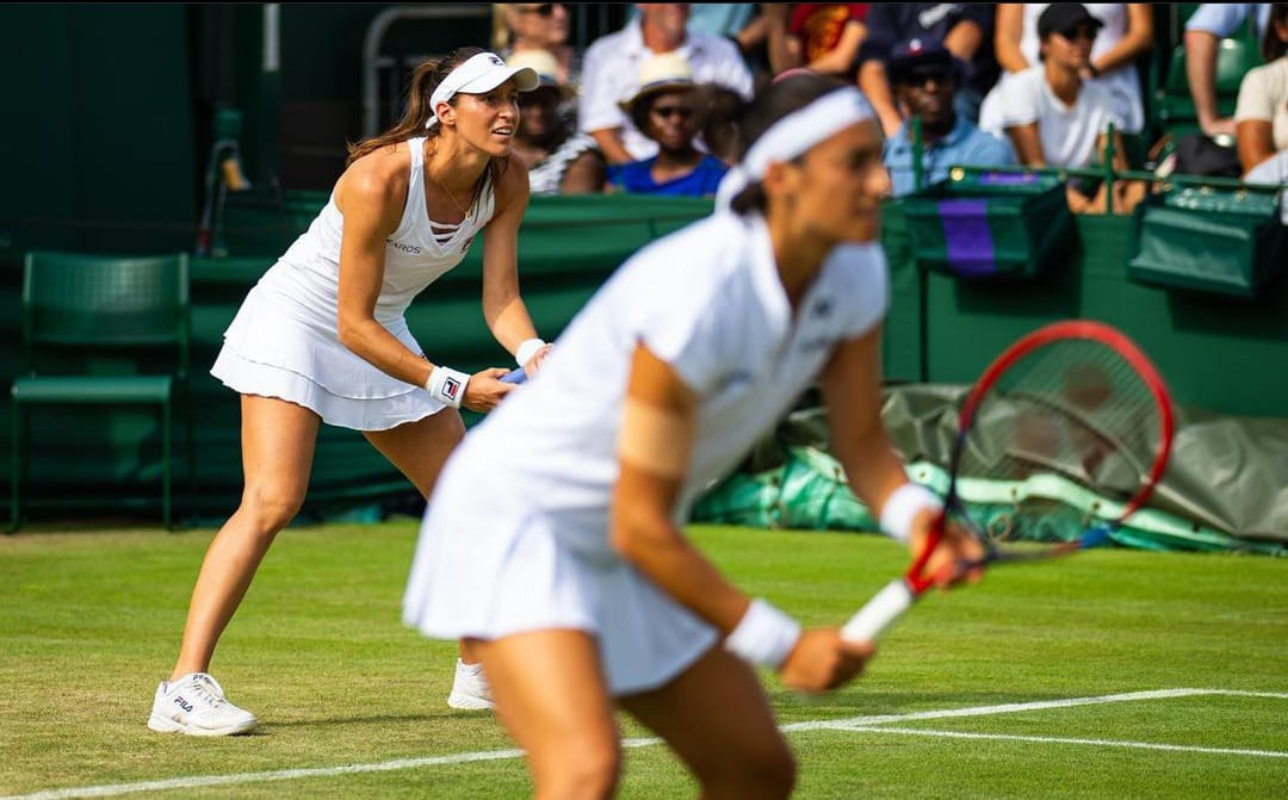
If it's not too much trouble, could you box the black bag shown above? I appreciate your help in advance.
[1171,134,1242,178]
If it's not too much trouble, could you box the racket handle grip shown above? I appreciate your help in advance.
[842,579,915,643]
[500,367,527,385]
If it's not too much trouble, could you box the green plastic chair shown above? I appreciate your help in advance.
[9,252,192,530]
[1154,37,1262,138]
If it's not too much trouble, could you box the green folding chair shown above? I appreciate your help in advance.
[1154,37,1262,139]
[9,252,192,531]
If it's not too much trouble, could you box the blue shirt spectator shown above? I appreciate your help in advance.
[608,52,729,198]
[857,3,997,133]
[886,117,1018,197]
[1186,3,1272,38]
[610,154,729,196]
[880,38,1016,196]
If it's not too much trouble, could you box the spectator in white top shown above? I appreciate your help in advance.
[1185,3,1273,139]
[982,4,1132,212]
[987,3,1152,134]
[1235,4,1288,174]
[579,3,755,165]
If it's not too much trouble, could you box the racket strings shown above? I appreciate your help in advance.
[956,339,1162,512]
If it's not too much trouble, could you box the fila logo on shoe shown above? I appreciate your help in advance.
[174,696,195,713]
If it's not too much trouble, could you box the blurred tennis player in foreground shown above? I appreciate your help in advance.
[405,73,981,798]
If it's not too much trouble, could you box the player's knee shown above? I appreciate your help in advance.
[240,483,305,533]
[541,742,621,800]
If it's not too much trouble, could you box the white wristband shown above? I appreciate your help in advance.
[725,598,802,669]
[515,337,546,368]
[424,366,471,409]
[879,482,943,544]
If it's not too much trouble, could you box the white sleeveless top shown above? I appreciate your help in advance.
[213,136,497,425]
[441,212,889,559]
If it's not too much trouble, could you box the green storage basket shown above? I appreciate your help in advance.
[898,172,1074,280]
[1127,187,1286,299]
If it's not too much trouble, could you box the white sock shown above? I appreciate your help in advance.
[457,659,483,675]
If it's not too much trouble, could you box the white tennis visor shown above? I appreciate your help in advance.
[426,51,541,128]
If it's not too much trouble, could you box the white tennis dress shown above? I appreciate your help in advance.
[211,136,495,430]
[403,211,890,695]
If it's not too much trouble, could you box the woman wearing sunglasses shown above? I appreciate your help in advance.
[979,4,1136,212]
[496,3,578,89]
[987,2,1153,135]
[608,53,729,197]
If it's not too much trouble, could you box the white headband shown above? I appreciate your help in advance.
[424,51,540,129]
[715,87,876,209]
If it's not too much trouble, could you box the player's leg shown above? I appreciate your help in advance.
[618,646,796,800]
[362,409,465,500]
[152,394,320,735]
[473,630,621,800]
[362,410,487,707]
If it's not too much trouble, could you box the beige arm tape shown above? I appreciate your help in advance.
[617,398,696,479]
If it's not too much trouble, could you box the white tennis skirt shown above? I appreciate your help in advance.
[403,461,718,696]
[211,286,447,432]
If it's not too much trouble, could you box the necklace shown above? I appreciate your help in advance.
[425,140,478,220]
[439,177,473,219]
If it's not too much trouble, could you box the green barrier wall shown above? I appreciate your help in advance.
[4,197,1285,524]
[883,205,1288,418]
[1,196,711,522]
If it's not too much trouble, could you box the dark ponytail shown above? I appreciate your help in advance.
[697,73,851,214]
[346,47,486,166]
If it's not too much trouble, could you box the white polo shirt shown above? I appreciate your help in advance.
[447,211,889,558]
[578,21,755,161]
[982,66,1125,168]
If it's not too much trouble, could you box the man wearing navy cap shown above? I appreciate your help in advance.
[882,38,1016,197]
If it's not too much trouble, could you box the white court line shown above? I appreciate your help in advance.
[2,687,1282,800]
[838,727,1288,759]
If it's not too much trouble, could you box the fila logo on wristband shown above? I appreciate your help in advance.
[426,366,471,409]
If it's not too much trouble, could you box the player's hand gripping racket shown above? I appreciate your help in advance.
[843,320,1174,643]
[500,367,527,384]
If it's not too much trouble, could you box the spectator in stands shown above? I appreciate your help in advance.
[1185,4,1273,139]
[609,53,729,196]
[882,39,1017,197]
[506,49,605,194]
[494,3,578,88]
[857,3,998,135]
[1235,4,1288,174]
[985,3,1152,135]
[764,3,868,79]
[580,3,754,165]
[980,4,1133,212]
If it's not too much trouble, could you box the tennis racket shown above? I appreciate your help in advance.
[842,320,1175,643]
[500,367,527,384]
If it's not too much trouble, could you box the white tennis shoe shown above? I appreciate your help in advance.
[447,659,495,710]
[147,672,258,736]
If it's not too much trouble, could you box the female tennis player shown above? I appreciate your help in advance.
[404,73,982,798]
[148,48,552,736]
